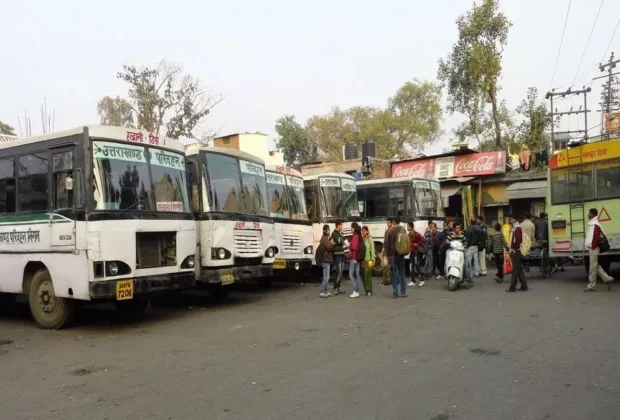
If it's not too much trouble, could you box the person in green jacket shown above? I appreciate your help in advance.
[361,226,376,296]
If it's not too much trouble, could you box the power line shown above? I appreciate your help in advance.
[572,0,605,86]
[600,17,620,64]
[550,0,572,89]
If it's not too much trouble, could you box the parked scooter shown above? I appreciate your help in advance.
[444,240,467,291]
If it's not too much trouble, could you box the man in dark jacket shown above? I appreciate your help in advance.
[385,217,407,298]
[535,213,549,243]
[476,216,488,276]
[507,214,528,292]
[319,225,335,297]
[331,220,345,295]
[465,220,482,278]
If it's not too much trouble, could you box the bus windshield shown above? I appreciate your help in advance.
[266,172,308,220]
[319,176,359,219]
[92,141,189,212]
[204,152,269,217]
[357,182,414,219]
[414,180,444,218]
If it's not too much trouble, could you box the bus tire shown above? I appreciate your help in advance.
[115,298,150,315]
[0,293,16,314]
[28,269,75,330]
[206,284,229,301]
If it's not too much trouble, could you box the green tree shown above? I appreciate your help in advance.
[0,120,16,136]
[274,115,317,166]
[438,0,512,148]
[514,87,555,153]
[306,107,352,162]
[97,96,134,128]
[99,59,222,139]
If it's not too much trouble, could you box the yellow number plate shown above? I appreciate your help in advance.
[273,259,286,269]
[221,269,234,286]
[116,279,134,301]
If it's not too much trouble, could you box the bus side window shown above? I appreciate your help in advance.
[186,161,200,213]
[19,153,49,212]
[0,157,16,214]
[52,151,74,209]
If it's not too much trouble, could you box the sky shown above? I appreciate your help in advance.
[2,0,619,155]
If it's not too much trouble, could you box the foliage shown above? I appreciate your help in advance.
[514,87,555,153]
[97,96,134,128]
[0,120,16,136]
[98,59,222,140]
[438,0,512,147]
[275,79,442,163]
[274,115,318,166]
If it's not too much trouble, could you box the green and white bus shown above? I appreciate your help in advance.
[0,126,197,329]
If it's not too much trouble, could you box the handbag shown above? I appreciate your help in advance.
[599,233,610,253]
[503,251,513,275]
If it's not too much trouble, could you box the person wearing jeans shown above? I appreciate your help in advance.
[318,224,334,297]
[331,220,345,295]
[348,224,362,298]
[384,217,407,297]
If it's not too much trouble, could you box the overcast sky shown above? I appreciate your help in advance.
[2,0,619,154]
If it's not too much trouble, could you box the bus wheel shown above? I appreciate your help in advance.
[206,284,229,301]
[0,293,16,314]
[29,269,75,330]
[115,298,150,315]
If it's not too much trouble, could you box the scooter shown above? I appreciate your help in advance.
[444,240,467,291]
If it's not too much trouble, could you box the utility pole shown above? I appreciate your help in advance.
[546,86,592,155]
[595,52,620,138]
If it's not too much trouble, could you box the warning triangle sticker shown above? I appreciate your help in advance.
[558,153,566,162]
[599,206,611,222]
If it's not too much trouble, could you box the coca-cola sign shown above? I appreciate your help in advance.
[453,151,506,176]
[391,151,506,178]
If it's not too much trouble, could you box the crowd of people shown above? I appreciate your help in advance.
[316,209,614,298]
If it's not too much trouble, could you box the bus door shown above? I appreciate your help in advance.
[50,146,78,249]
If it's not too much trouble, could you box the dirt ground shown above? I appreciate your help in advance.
[1,263,619,420]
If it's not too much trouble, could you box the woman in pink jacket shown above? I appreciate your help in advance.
[348,223,362,298]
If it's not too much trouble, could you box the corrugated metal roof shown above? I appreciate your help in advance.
[505,180,548,191]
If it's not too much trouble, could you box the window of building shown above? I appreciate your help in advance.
[0,158,16,213]
[19,153,49,212]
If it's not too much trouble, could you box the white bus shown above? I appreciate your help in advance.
[356,177,444,274]
[303,173,360,263]
[0,126,197,329]
[185,147,275,298]
[265,165,313,277]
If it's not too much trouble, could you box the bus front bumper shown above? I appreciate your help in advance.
[89,272,195,301]
[272,258,313,274]
[199,264,273,285]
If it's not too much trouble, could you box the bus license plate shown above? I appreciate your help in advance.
[273,259,286,269]
[116,280,134,300]
[221,269,234,286]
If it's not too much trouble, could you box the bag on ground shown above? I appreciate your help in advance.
[503,251,513,275]
[382,263,392,285]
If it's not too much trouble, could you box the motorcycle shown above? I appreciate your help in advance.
[444,240,466,291]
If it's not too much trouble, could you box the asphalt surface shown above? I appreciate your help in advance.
[1,262,619,420]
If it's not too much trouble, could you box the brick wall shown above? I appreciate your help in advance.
[299,159,390,179]
[213,134,239,150]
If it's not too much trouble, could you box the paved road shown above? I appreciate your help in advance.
[0,263,619,420]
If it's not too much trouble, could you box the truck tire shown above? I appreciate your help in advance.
[29,269,75,330]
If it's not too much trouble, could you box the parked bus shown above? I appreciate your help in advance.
[356,177,444,274]
[303,173,360,263]
[547,138,620,273]
[185,146,275,298]
[0,126,197,329]
[265,165,313,277]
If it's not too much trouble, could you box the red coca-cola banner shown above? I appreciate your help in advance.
[391,151,506,178]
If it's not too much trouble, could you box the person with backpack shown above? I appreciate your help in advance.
[385,217,409,298]
[331,220,345,295]
[317,224,335,297]
[585,208,614,292]
[361,226,375,296]
[507,214,528,292]
[348,224,363,298]
[406,222,425,287]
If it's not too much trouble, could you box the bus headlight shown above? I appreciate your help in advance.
[181,255,195,269]
[108,262,119,276]
[266,247,274,258]
[218,248,226,260]
[304,246,313,255]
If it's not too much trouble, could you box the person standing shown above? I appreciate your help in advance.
[535,212,549,243]
[429,223,444,278]
[380,218,393,287]
[507,214,528,292]
[406,222,425,287]
[476,216,488,276]
[318,224,335,297]
[464,220,482,279]
[361,226,376,296]
[520,213,535,243]
[331,220,345,295]
[423,223,434,280]
[348,224,363,298]
[584,208,614,292]
[490,222,509,283]
[385,217,407,298]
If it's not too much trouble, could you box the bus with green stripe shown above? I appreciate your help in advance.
[0,126,197,329]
